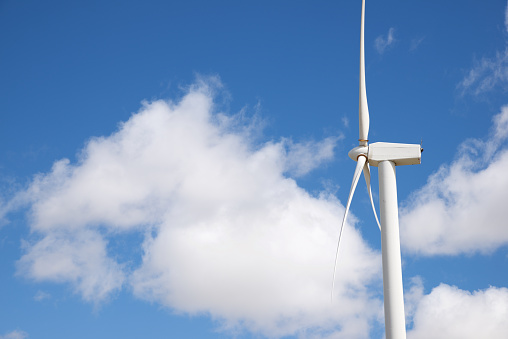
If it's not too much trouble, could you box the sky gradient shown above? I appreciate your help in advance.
[1,1,508,338]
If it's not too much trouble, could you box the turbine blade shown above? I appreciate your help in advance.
[331,156,367,301]
[363,161,381,230]
[359,0,369,145]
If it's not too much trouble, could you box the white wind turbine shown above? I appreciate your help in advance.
[332,1,422,339]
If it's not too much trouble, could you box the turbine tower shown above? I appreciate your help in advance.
[332,1,422,339]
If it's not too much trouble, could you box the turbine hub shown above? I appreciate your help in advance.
[348,145,368,162]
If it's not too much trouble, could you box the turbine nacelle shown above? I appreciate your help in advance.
[368,142,422,167]
[348,143,422,167]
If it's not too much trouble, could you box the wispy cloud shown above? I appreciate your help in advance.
[284,136,339,177]
[5,78,382,338]
[458,2,508,96]
[375,27,396,54]
[0,331,28,339]
[33,290,51,301]
[505,0,508,33]
[410,37,425,52]
[400,106,508,255]
[342,116,349,128]
[458,48,508,96]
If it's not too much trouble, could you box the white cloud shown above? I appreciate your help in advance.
[407,284,508,339]
[8,79,383,338]
[0,331,28,339]
[458,47,508,96]
[400,106,508,255]
[375,28,396,54]
[131,190,381,337]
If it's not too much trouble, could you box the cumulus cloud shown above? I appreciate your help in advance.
[374,28,396,54]
[18,230,125,302]
[6,79,383,337]
[400,106,508,255]
[131,190,380,337]
[407,284,508,339]
[404,276,424,324]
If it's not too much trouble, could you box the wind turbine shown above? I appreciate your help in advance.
[332,1,422,339]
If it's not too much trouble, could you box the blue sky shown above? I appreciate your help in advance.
[1,0,508,338]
